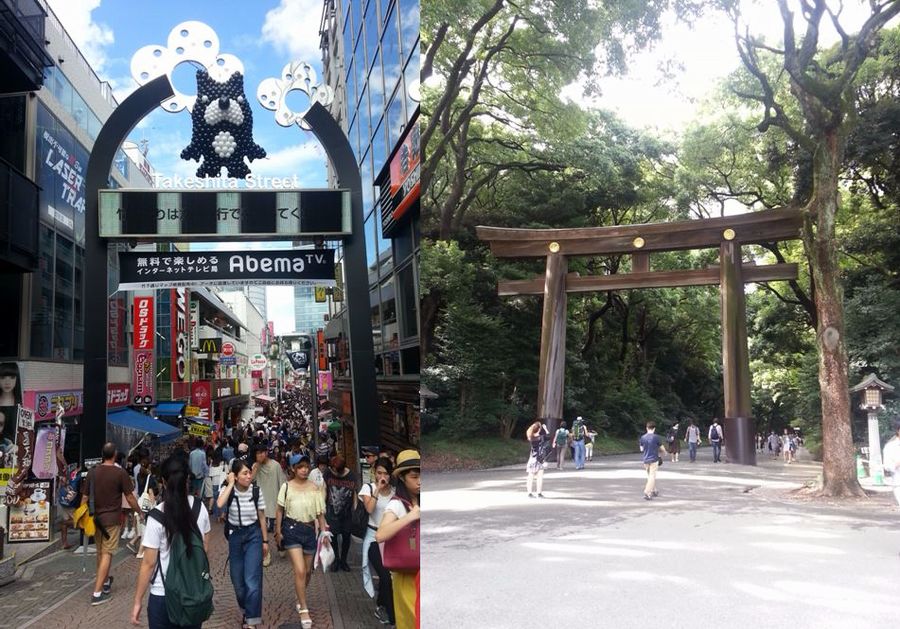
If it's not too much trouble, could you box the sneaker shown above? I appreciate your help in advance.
[527,493,534,498]
[102,576,113,594]
[537,493,545,498]
[374,606,391,625]
[643,494,652,501]
[135,552,144,559]
[651,490,659,497]
[91,592,112,606]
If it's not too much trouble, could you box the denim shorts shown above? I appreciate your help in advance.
[281,518,317,554]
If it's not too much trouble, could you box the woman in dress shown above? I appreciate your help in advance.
[525,421,549,498]
[274,454,329,629]
[323,455,357,572]
[376,450,420,629]
[360,457,396,624]
[131,455,210,628]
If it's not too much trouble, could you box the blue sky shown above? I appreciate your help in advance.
[46,0,334,333]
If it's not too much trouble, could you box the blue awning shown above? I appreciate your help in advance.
[108,408,181,442]
[153,401,186,416]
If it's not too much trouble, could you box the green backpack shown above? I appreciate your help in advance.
[147,498,214,625]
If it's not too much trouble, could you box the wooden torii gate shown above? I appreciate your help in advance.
[476,208,803,466]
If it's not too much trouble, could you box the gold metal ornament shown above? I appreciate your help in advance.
[633,237,645,249]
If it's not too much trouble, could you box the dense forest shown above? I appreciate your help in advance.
[419,0,900,492]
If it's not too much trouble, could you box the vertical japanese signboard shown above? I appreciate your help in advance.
[190,381,212,422]
[132,295,156,405]
[171,288,189,385]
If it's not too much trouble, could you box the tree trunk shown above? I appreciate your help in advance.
[804,131,864,497]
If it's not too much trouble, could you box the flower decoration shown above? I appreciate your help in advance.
[257,61,335,130]
[130,21,244,114]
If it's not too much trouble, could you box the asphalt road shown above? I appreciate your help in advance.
[422,449,900,629]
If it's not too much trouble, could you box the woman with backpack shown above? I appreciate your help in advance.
[376,450,420,629]
[131,455,211,628]
[217,458,269,628]
[360,457,396,624]
[274,454,330,629]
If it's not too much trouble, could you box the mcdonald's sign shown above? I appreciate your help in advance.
[198,337,222,354]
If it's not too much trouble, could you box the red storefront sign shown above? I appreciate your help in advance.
[190,381,212,422]
[171,288,189,383]
[107,383,130,408]
[134,296,155,350]
[25,390,83,421]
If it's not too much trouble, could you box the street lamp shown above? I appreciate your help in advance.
[850,373,894,485]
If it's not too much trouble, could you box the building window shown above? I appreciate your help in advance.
[74,245,84,360]
[387,91,404,148]
[404,43,420,117]
[369,50,385,112]
[371,287,382,352]
[53,235,74,360]
[398,0,419,58]
[365,212,378,285]
[381,276,398,349]
[30,226,54,358]
[365,0,381,71]
[381,3,402,96]
[401,345,420,375]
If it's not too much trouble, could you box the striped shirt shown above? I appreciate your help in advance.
[227,484,267,527]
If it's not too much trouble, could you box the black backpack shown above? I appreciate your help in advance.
[710,426,720,441]
[351,484,373,539]
[223,483,260,539]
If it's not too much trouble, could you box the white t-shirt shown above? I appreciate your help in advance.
[209,462,228,487]
[384,497,411,524]
[142,496,211,596]
[359,482,396,528]
[309,468,325,489]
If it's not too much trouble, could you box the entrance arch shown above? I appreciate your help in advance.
[81,75,378,460]
[477,208,802,465]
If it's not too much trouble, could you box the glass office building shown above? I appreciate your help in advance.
[319,0,420,453]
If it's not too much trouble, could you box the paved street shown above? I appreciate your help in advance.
[423,448,899,629]
[0,520,382,629]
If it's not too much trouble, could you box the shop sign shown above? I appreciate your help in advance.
[216,384,233,398]
[27,390,82,421]
[190,381,212,421]
[184,405,200,417]
[221,342,235,357]
[286,349,309,370]
[31,423,60,480]
[317,330,327,371]
[187,422,211,437]
[171,288,189,383]
[199,337,222,354]
[249,354,267,370]
[117,250,337,290]
[133,295,155,350]
[0,468,12,487]
[190,300,200,349]
[379,114,420,237]
[6,480,52,543]
[314,286,327,303]
[132,349,156,405]
[107,383,130,408]
[219,356,236,366]
[318,371,333,393]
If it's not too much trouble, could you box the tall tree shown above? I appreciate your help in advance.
[729,0,900,496]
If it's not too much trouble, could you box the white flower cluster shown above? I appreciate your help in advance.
[212,131,237,158]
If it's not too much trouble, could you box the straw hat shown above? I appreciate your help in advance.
[392,449,420,477]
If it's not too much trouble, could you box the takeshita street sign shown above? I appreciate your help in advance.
[99,188,351,241]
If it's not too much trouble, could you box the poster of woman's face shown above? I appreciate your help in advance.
[0,361,23,445]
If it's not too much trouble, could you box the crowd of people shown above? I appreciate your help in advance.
[523,415,810,500]
[66,407,420,629]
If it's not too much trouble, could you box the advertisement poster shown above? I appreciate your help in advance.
[35,104,88,243]
[190,381,212,422]
[28,389,83,421]
[0,361,23,469]
[6,480,52,543]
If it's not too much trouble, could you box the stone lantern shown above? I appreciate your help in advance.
[850,373,894,485]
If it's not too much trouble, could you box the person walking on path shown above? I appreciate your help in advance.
[208,451,228,520]
[708,419,724,463]
[274,454,330,629]
[767,431,779,459]
[571,417,587,470]
[376,450,420,629]
[360,457,397,625]
[131,455,211,628]
[639,422,667,500]
[252,445,286,536]
[189,438,208,498]
[552,421,569,470]
[218,459,270,628]
[882,418,900,507]
[129,463,159,557]
[585,427,597,462]
[81,442,144,606]
[666,423,681,463]
[323,455,358,572]
[782,428,794,464]
[525,421,549,498]
[685,420,701,462]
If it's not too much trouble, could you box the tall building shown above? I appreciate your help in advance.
[294,284,329,334]
[244,284,268,324]
[0,2,159,466]
[319,0,420,455]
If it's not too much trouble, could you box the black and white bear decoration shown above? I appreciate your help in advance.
[181,69,266,178]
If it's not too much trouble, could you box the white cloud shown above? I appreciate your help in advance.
[250,141,327,184]
[260,0,325,69]
[46,0,114,75]
[266,285,296,333]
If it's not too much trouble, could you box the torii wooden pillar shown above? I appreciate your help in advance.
[477,208,803,466]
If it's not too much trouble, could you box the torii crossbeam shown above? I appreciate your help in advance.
[476,208,803,466]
